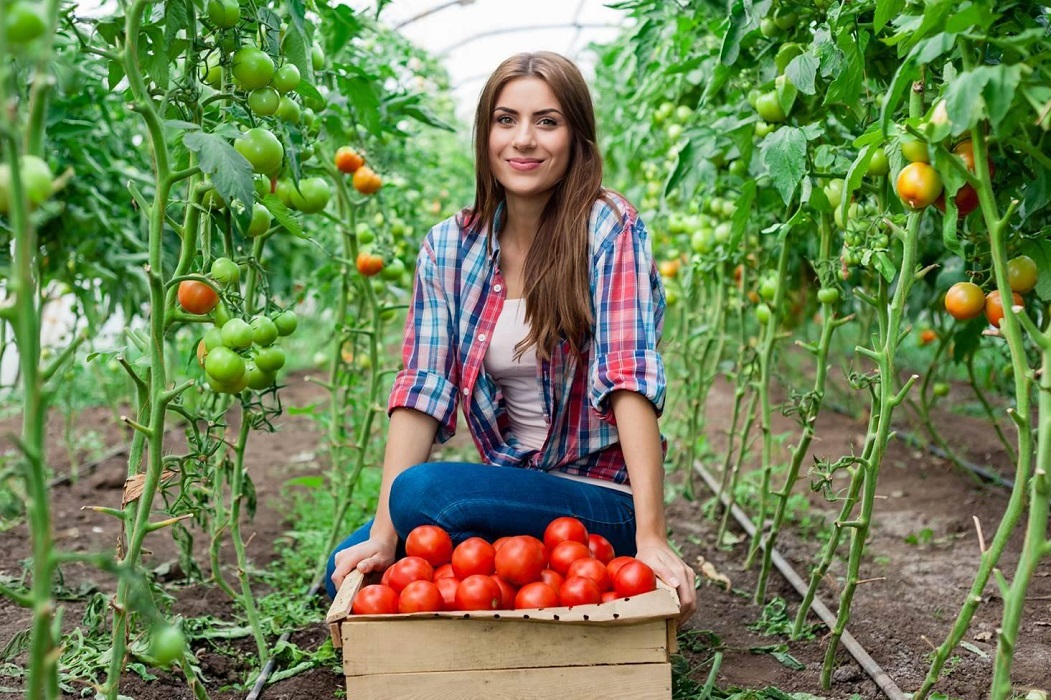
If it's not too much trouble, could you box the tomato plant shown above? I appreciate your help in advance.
[1006,255,1038,294]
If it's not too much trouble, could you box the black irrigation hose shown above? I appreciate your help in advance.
[691,461,908,700]
[244,579,325,700]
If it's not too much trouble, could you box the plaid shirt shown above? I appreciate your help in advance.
[388,192,666,486]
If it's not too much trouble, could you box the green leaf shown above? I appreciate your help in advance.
[944,65,1023,136]
[260,194,303,238]
[1019,238,1051,301]
[107,61,125,91]
[873,251,896,283]
[182,131,254,212]
[770,650,806,671]
[879,56,919,136]
[785,53,819,95]
[941,205,962,256]
[874,0,905,32]
[730,179,758,245]
[760,127,807,205]
[824,29,864,109]
[664,139,695,197]
[163,0,191,46]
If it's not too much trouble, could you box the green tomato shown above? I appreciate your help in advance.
[275,95,301,124]
[713,222,732,245]
[817,287,840,305]
[207,0,239,29]
[247,87,280,116]
[301,107,316,129]
[235,128,283,175]
[250,316,279,346]
[271,63,301,94]
[933,382,950,398]
[232,47,275,90]
[311,44,325,71]
[273,310,298,336]
[13,156,53,210]
[205,346,246,383]
[248,203,272,237]
[210,257,240,287]
[755,92,786,123]
[203,327,224,351]
[204,64,222,89]
[5,1,46,44]
[356,225,376,246]
[275,179,294,208]
[867,147,889,177]
[211,301,232,327]
[655,102,674,123]
[207,372,248,394]
[674,105,692,123]
[244,363,276,391]
[255,346,286,372]
[690,229,714,254]
[901,136,929,164]
[773,10,798,29]
[755,121,775,138]
[775,43,804,74]
[755,303,772,325]
[380,257,407,282]
[759,277,778,301]
[149,625,186,668]
[834,202,859,229]
[288,177,330,214]
[759,17,779,37]
[747,89,762,109]
[220,318,254,350]
[823,178,845,209]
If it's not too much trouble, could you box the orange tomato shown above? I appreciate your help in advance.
[356,250,384,277]
[985,289,1024,329]
[918,329,938,345]
[944,282,985,321]
[353,165,382,195]
[335,146,365,174]
[896,162,943,210]
[177,280,219,315]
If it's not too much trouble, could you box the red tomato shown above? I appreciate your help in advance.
[433,563,456,580]
[587,534,616,564]
[985,289,1024,329]
[613,560,657,597]
[548,540,591,576]
[380,567,392,587]
[398,580,444,613]
[351,584,399,615]
[454,574,501,611]
[451,537,496,579]
[544,516,589,552]
[566,557,612,592]
[386,556,434,594]
[435,577,459,609]
[491,575,518,609]
[178,280,219,315]
[601,591,620,604]
[539,569,564,593]
[606,556,635,581]
[494,536,547,586]
[492,536,510,552]
[405,525,453,568]
[514,582,560,609]
[559,576,602,606]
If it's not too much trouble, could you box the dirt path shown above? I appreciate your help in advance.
[0,369,1048,699]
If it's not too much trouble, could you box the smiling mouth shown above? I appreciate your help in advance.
[507,159,543,171]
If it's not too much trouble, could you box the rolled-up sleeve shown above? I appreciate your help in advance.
[589,211,666,423]
[388,233,459,442]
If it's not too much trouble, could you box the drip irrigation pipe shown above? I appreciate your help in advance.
[692,460,908,700]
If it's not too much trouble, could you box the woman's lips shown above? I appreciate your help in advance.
[508,159,542,171]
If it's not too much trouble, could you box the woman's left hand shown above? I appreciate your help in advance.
[633,542,697,627]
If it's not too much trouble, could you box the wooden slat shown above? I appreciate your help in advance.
[342,617,669,676]
[347,663,672,699]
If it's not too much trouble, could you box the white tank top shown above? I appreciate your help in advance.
[483,298,634,496]
[483,298,549,450]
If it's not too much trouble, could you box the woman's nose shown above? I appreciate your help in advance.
[512,124,535,150]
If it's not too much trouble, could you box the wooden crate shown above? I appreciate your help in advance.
[326,569,681,699]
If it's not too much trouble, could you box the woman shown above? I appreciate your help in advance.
[327,51,696,623]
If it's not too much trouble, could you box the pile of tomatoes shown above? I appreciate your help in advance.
[350,517,659,615]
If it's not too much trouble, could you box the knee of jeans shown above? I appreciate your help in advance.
[389,462,444,536]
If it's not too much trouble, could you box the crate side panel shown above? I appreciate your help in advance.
[342,618,670,676]
[346,662,672,699]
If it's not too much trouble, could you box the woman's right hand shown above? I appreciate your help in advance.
[330,534,397,593]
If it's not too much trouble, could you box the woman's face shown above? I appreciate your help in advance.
[488,77,572,202]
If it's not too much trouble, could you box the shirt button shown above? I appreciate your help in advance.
[478,333,487,342]
[462,387,470,396]
[494,284,502,292]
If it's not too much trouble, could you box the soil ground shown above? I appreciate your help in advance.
[0,367,1049,699]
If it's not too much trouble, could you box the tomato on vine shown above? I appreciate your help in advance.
[250,316,279,346]
[148,625,185,668]
[206,0,239,29]
[356,251,384,277]
[177,280,219,315]
[755,92,786,123]
[4,1,46,44]
[254,346,286,372]
[235,128,284,175]
[247,203,272,237]
[271,63,301,94]
[1007,255,1038,294]
[352,166,382,195]
[232,47,275,90]
[247,87,280,117]
[272,310,298,336]
[220,319,254,350]
[210,257,240,287]
[867,147,889,177]
[985,290,1024,329]
[335,147,365,174]
[288,177,331,213]
[896,162,943,210]
[205,346,246,383]
[944,282,984,321]
[275,96,301,124]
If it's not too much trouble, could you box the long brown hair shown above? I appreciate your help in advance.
[469,52,605,361]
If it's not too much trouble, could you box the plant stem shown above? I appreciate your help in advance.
[229,413,269,663]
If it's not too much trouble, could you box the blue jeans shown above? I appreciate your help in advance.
[325,461,637,598]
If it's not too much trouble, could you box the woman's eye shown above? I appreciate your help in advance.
[539,118,557,126]
[496,115,513,125]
